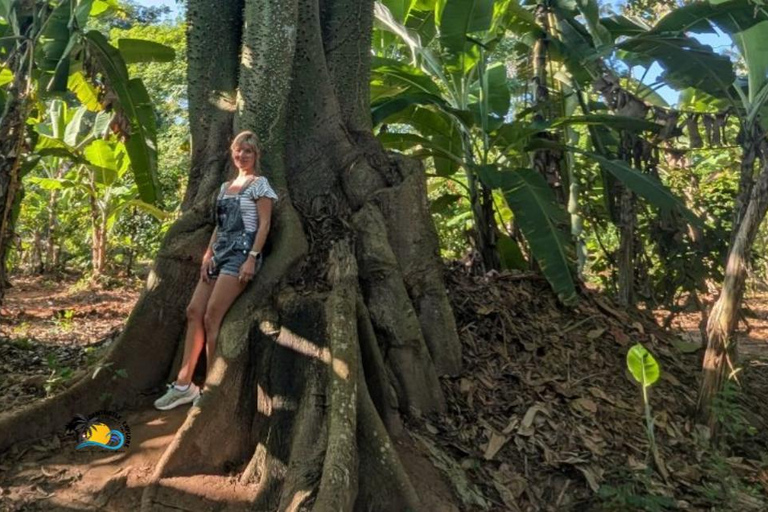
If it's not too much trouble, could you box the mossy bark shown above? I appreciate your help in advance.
[0,0,460,509]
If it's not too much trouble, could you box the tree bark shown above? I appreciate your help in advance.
[0,58,30,303]
[0,1,461,509]
[698,143,768,434]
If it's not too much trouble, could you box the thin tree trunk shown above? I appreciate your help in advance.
[89,193,102,275]
[0,55,30,303]
[45,193,57,272]
[698,144,768,434]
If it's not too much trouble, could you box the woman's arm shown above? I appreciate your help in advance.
[204,227,218,260]
[250,198,273,255]
[200,227,218,282]
[239,198,273,283]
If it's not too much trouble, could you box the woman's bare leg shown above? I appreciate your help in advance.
[203,274,247,375]
[175,279,215,386]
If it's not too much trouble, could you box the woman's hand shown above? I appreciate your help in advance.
[239,256,257,284]
[201,254,214,283]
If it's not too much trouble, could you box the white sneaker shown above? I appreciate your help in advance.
[154,382,200,410]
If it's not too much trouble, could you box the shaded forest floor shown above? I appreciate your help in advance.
[1,271,768,510]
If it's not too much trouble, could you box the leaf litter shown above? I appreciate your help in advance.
[412,268,768,511]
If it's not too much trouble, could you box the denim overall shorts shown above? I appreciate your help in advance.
[208,179,261,279]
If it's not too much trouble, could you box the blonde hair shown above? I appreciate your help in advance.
[230,130,262,173]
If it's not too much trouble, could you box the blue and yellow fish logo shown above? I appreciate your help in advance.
[67,414,126,450]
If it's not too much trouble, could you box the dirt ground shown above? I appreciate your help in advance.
[1,272,767,511]
[0,274,458,511]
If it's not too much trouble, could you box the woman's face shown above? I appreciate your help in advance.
[232,144,257,171]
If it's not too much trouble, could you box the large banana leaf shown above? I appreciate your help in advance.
[117,38,175,64]
[652,0,768,35]
[583,152,704,229]
[733,21,768,104]
[371,91,447,126]
[528,139,703,228]
[378,132,464,165]
[374,1,449,87]
[67,71,101,111]
[551,114,663,133]
[618,34,736,98]
[439,0,495,54]
[477,165,577,304]
[468,61,509,118]
[64,106,88,147]
[600,15,649,39]
[381,0,416,22]
[84,139,119,186]
[378,105,465,176]
[83,30,159,203]
[371,56,443,97]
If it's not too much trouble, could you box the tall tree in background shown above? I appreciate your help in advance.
[0,0,461,509]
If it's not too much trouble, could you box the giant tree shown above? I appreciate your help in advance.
[0,0,462,509]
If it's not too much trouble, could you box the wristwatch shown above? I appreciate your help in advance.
[248,250,261,259]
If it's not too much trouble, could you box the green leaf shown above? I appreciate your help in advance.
[552,114,662,133]
[627,344,660,388]
[381,105,465,176]
[64,106,88,147]
[430,193,463,214]
[583,151,704,229]
[34,0,75,73]
[381,0,415,22]
[89,0,119,17]
[378,132,463,164]
[600,15,649,39]
[497,233,527,270]
[733,21,768,103]
[490,120,549,153]
[47,34,79,93]
[372,56,443,96]
[84,139,118,171]
[652,0,768,35]
[117,38,175,64]
[618,34,736,98]
[123,199,169,221]
[372,92,447,125]
[83,30,159,203]
[91,111,113,138]
[477,165,577,304]
[49,100,66,140]
[439,0,495,53]
[0,66,13,86]
[67,71,102,111]
[406,8,437,44]
[474,61,509,118]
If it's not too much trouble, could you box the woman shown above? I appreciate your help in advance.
[154,131,278,410]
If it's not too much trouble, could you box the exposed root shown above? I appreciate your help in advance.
[372,159,462,376]
[353,202,445,415]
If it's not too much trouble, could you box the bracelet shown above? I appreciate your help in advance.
[248,250,261,259]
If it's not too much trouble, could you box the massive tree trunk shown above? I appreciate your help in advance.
[0,0,462,509]
[698,140,768,434]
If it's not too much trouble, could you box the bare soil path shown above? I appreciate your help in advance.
[0,273,457,512]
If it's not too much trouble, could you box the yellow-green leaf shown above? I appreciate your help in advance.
[627,344,660,388]
[67,71,101,111]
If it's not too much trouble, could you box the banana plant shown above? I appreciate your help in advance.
[0,0,173,299]
[373,0,516,274]
[27,99,167,275]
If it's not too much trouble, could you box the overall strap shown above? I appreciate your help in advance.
[218,181,231,199]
